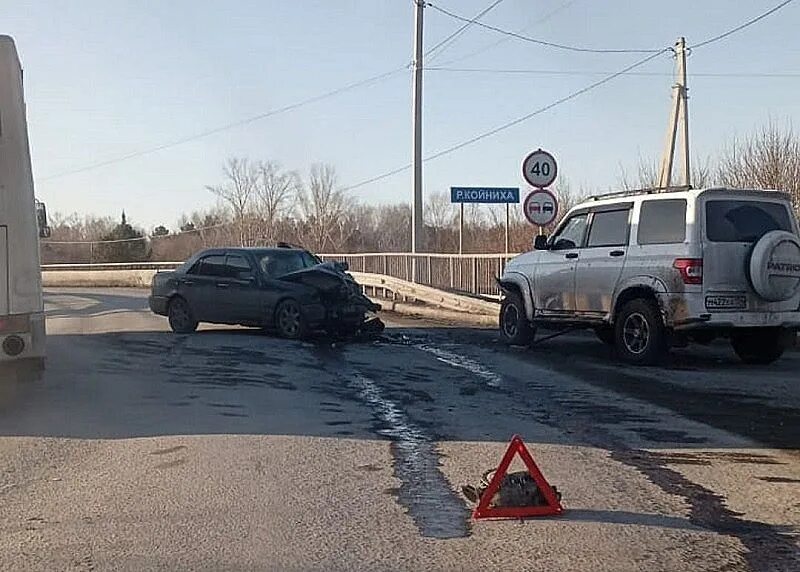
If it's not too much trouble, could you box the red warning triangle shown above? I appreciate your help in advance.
[473,435,564,519]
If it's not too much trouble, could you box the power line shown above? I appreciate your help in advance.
[692,0,795,49]
[340,163,412,194]
[424,50,669,160]
[425,0,506,61]
[425,66,800,79]
[427,2,664,54]
[38,65,409,182]
[437,0,579,67]
[339,49,670,193]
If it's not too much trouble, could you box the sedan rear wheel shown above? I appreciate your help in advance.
[168,297,198,334]
[275,299,308,340]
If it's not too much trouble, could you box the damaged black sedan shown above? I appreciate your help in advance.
[148,246,383,339]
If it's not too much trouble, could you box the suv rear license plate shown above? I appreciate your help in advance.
[705,295,747,310]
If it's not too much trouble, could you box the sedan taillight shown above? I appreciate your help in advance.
[673,258,703,285]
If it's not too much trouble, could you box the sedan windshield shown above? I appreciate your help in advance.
[258,251,318,278]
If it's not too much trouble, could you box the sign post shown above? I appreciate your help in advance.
[451,187,520,255]
[459,203,464,254]
[522,149,559,235]
[505,203,510,254]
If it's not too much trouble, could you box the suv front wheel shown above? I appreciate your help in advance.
[500,292,534,345]
[615,299,668,365]
[731,328,791,365]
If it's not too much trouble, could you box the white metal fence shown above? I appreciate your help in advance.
[42,253,519,297]
[319,253,517,297]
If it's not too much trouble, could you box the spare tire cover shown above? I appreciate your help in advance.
[748,230,800,302]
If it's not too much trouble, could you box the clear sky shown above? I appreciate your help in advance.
[5,0,800,229]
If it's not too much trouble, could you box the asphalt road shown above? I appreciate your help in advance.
[0,288,798,571]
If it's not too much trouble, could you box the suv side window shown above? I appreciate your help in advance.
[638,199,687,244]
[551,214,588,250]
[587,209,630,247]
[225,254,254,281]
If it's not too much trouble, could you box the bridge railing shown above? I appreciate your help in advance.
[319,253,517,297]
[42,252,520,297]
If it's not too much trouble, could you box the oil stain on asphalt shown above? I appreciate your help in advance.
[312,343,471,540]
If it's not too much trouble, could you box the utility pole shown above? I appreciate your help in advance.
[658,37,690,188]
[677,37,690,187]
[411,0,424,280]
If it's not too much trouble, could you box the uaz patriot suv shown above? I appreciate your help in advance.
[498,187,800,365]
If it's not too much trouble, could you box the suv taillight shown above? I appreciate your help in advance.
[673,258,703,285]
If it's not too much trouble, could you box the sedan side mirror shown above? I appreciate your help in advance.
[533,234,549,250]
[335,260,349,272]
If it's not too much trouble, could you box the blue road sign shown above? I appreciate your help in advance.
[450,187,520,204]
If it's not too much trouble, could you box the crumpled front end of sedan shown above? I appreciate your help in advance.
[280,263,383,336]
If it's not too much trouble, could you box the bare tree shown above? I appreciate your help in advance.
[298,164,351,251]
[424,191,455,229]
[254,161,298,243]
[717,121,800,212]
[206,158,258,246]
[619,156,714,191]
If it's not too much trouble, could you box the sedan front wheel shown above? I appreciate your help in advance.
[275,299,308,340]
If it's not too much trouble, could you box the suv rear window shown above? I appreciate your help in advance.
[706,200,792,242]
[638,199,687,244]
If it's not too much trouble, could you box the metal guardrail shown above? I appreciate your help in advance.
[42,262,180,271]
[353,272,498,315]
[319,253,517,296]
[43,253,519,297]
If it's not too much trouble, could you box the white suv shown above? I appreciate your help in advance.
[499,187,800,365]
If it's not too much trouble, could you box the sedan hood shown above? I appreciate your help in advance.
[279,262,381,312]
[279,262,350,293]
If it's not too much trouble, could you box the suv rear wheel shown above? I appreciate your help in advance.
[615,299,668,365]
[500,291,534,345]
[731,328,791,365]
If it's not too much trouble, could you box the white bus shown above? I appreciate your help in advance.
[0,36,46,368]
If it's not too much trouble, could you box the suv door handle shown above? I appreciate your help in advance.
[565,252,579,259]
[216,283,230,289]
[180,279,194,286]
[609,250,625,257]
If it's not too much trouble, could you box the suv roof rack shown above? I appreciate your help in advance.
[589,185,693,201]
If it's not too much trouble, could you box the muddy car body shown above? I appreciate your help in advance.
[149,247,381,338]
[499,187,800,365]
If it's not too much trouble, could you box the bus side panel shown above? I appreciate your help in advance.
[0,37,44,318]
[0,226,7,315]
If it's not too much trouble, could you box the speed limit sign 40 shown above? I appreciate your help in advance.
[522,149,558,188]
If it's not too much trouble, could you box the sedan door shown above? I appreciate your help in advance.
[219,254,265,325]
[574,206,632,317]
[534,213,588,315]
[178,254,226,323]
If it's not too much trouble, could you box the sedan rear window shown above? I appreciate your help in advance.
[706,200,792,242]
